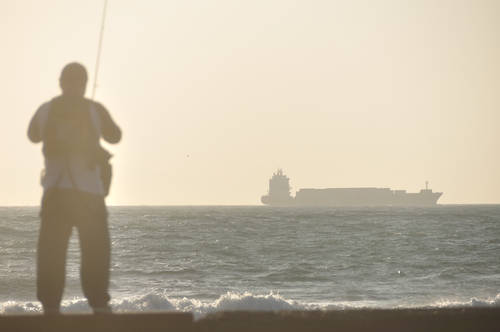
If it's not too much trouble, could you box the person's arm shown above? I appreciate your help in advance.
[96,103,122,144]
[27,107,42,143]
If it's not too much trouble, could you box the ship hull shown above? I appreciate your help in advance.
[263,188,442,207]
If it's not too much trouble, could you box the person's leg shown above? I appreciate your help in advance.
[76,193,111,312]
[37,190,72,313]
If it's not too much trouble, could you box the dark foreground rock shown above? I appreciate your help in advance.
[1,308,499,332]
[197,308,500,332]
[0,312,192,332]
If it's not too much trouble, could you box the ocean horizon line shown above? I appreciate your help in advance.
[1,203,499,208]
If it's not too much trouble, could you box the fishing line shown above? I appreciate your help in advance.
[92,0,109,100]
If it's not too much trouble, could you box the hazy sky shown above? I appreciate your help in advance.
[1,0,499,205]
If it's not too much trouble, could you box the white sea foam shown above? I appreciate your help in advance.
[0,301,41,314]
[2,292,499,318]
[111,291,307,318]
[430,293,500,308]
[0,292,304,318]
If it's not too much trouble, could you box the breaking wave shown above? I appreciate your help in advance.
[1,292,499,319]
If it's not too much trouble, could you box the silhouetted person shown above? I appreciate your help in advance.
[28,63,121,314]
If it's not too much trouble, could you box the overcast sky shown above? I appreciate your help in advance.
[1,0,499,205]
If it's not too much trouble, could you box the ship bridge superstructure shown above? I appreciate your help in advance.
[261,169,294,205]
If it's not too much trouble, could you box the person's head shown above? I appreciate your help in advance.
[59,62,88,97]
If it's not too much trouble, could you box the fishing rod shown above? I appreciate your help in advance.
[92,0,109,100]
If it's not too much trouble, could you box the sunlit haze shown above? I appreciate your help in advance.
[2,0,499,205]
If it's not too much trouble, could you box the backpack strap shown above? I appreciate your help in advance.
[63,156,77,190]
[89,102,101,137]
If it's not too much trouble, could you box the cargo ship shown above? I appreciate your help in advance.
[261,169,442,206]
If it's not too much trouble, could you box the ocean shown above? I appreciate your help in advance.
[0,205,499,317]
